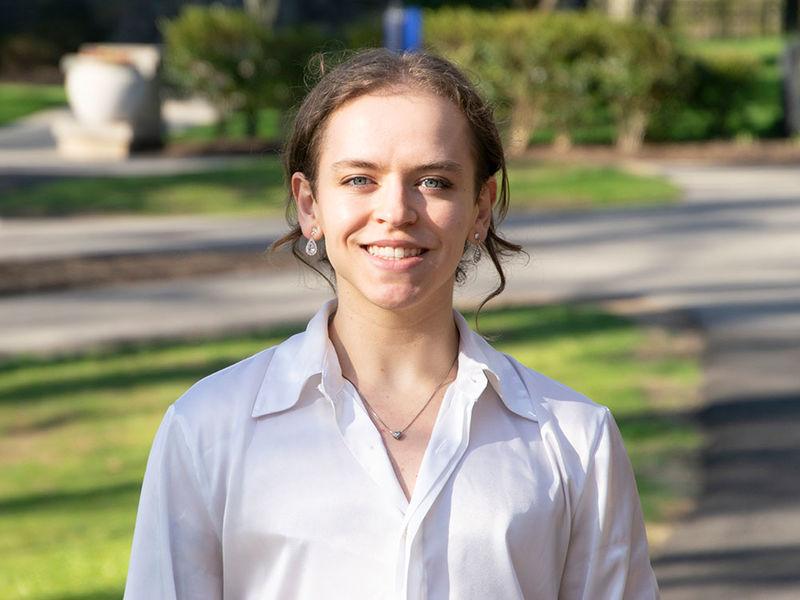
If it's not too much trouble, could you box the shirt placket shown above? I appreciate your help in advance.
[397,370,488,600]
[323,381,410,515]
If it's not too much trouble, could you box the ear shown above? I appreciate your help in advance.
[473,176,497,240]
[292,172,320,238]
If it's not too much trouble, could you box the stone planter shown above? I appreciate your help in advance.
[54,44,163,160]
[63,54,146,126]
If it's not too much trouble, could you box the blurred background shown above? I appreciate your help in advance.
[1,1,798,599]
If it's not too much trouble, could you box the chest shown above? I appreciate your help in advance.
[219,394,569,598]
[369,387,447,501]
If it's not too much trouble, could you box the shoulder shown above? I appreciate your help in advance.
[169,342,281,435]
[502,353,613,464]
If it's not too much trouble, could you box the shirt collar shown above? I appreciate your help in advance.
[452,310,538,422]
[252,301,538,422]
[252,299,341,418]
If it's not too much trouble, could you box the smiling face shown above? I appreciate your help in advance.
[293,88,495,315]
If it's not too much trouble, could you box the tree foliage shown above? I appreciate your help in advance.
[160,5,324,137]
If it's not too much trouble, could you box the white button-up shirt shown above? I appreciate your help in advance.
[124,301,658,599]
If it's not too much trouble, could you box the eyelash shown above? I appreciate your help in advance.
[345,176,371,187]
[419,177,451,190]
[343,176,452,190]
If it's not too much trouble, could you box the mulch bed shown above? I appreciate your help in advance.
[0,248,296,296]
[523,139,800,165]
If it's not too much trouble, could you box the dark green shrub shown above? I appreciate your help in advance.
[161,5,325,138]
[647,45,782,141]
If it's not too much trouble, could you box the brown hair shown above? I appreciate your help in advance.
[270,48,523,316]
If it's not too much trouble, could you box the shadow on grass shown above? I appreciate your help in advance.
[468,303,632,346]
[0,306,631,406]
[0,322,307,405]
[44,589,124,600]
[1,358,251,406]
[0,481,142,515]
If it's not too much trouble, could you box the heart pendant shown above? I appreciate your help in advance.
[390,430,403,440]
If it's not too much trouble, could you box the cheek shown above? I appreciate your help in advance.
[432,203,476,240]
[317,197,365,239]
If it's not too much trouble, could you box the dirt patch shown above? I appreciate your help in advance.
[523,139,800,166]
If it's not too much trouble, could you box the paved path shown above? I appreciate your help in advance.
[1,114,799,596]
[0,103,250,184]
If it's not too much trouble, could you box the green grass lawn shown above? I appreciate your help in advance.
[0,159,287,217]
[0,158,680,218]
[688,35,786,63]
[0,83,67,127]
[0,303,700,599]
[507,162,680,209]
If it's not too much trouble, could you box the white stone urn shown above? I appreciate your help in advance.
[54,44,163,160]
[63,53,146,126]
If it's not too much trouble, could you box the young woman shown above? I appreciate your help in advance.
[124,49,658,599]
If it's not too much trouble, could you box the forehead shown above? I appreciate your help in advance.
[317,90,475,172]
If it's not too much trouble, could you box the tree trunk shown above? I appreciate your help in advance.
[636,0,675,25]
[215,118,227,138]
[616,108,648,154]
[507,101,541,157]
[244,0,281,28]
[786,0,799,33]
[245,110,258,138]
[606,0,636,19]
[553,131,573,154]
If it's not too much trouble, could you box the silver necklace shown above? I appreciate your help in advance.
[361,353,459,440]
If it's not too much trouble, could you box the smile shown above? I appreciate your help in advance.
[365,245,425,260]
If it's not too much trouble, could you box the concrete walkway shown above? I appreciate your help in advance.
[1,109,799,596]
[0,103,252,184]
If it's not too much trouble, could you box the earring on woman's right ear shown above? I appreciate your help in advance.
[472,232,482,264]
[305,227,319,256]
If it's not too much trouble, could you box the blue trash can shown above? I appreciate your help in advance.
[383,5,423,52]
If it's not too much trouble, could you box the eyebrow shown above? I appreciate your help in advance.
[330,159,464,173]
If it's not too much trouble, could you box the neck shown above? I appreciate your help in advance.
[329,293,460,397]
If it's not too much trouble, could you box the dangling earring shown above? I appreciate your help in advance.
[472,232,482,264]
[305,227,319,256]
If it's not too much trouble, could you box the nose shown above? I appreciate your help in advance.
[375,178,417,227]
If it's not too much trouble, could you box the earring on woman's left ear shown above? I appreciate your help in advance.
[472,232,482,264]
[305,227,319,256]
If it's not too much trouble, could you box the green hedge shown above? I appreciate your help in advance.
[425,8,679,153]
[426,8,786,148]
[648,39,784,141]
[160,6,784,147]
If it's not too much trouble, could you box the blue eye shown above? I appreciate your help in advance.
[346,176,370,186]
[420,177,449,189]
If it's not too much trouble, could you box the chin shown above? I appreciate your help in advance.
[364,279,454,313]
[367,289,424,312]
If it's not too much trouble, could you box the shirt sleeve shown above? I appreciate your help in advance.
[558,408,659,599]
[124,405,223,600]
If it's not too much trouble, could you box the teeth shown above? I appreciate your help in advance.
[366,245,423,259]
